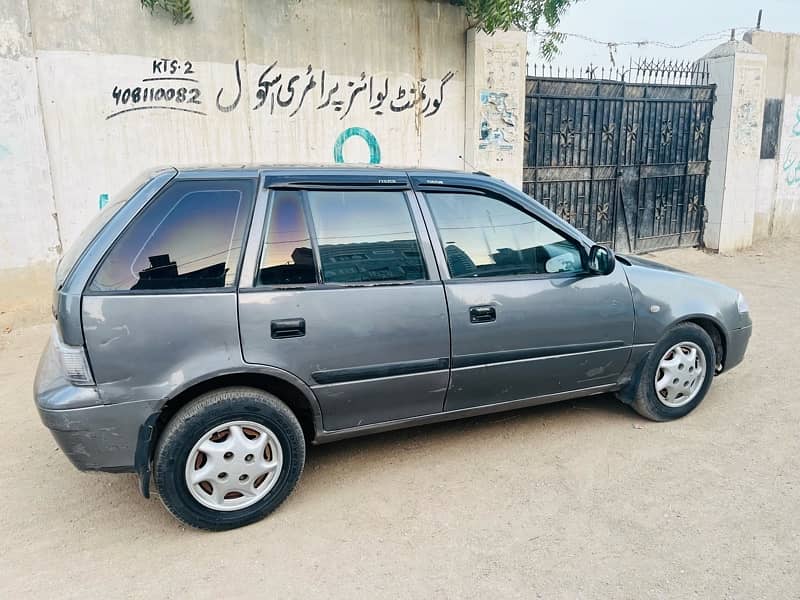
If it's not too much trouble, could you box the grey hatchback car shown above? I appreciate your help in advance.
[36,165,751,530]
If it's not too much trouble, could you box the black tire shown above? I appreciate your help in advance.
[630,323,716,422]
[153,387,305,531]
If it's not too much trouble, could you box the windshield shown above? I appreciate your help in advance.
[55,174,150,288]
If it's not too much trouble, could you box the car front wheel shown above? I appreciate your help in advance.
[153,387,305,531]
[630,323,716,421]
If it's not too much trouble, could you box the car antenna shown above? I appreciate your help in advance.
[458,154,491,177]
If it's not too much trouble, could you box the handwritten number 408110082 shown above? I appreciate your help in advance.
[111,86,201,106]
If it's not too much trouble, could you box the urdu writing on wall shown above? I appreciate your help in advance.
[106,58,455,121]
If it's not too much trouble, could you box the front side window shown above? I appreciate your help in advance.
[89,179,255,292]
[425,192,583,278]
[307,190,426,283]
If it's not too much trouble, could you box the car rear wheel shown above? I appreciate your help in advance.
[630,323,716,422]
[153,387,305,531]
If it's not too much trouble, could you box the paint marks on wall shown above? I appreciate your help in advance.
[333,127,381,164]
[760,97,783,159]
[780,102,800,188]
[732,66,763,157]
[0,143,10,159]
[107,57,455,122]
[773,95,800,234]
[98,193,109,209]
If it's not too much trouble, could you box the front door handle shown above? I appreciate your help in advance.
[271,318,306,339]
[469,305,496,324]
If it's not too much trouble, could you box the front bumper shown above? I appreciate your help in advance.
[723,324,752,372]
[34,329,158,472]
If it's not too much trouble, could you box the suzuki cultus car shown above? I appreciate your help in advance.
[35,166,751,530]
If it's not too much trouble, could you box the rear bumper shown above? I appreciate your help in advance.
[723,324,752,372]
[37,401,159,472]
[34,329,158,472]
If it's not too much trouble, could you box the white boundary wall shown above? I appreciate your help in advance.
[0,0,527,274]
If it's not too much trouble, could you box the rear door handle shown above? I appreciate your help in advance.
[469,305,496,323]
[271,318,306,339]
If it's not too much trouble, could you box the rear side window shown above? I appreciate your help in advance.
[258,190,316,286]
[307,190,426,283]
[89,179,255,292]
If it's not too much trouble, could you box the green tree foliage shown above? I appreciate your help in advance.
[140,0,193,24]
[138,0,574,59]
[450,0,574,59]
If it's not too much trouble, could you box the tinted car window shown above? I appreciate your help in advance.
[89,179,255,292]
[307,190,426,283]
[426,192,583,278]
[258,190,316,286]
[56,173,151,288]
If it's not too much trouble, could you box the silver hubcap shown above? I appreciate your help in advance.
[654,341,706,408]
[184,420,283,512]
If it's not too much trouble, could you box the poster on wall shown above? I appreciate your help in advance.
[478,90,516,152]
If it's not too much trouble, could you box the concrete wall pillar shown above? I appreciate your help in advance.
[745,30,800,239]
[464,28,527,188]
[703,40,767,253]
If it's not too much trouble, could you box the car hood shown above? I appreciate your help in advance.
[617,253,686,274]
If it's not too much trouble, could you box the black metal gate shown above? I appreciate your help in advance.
[523,60,715,253]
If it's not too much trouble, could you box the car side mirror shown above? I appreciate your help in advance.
[588,244,615,275]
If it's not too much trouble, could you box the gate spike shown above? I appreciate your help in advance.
[549,65,553,77]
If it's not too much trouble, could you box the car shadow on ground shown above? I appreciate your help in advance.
[299,393,635,486]
[71,393,636,532]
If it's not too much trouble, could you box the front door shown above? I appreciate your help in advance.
[420,189,635,412]
[239,179,450,431]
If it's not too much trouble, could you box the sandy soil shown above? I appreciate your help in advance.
[1,239,798,599]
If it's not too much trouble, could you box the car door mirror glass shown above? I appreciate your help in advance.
[588,244,615,275]
[544,250,582,274]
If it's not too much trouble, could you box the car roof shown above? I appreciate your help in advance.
[167,164,596,249]
[172,163,493,179]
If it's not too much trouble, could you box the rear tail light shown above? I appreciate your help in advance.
[54,332,95,386]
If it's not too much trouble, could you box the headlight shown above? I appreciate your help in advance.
[736,292,749,314]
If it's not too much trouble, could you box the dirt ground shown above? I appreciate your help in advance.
[1,238,798,599]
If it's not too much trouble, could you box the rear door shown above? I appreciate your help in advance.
[238,174,450,432]
[416,183,635,412]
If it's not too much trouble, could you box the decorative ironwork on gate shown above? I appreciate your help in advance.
[523,59,715,253]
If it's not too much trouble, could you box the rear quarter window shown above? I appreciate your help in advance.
[89,179,256,292]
